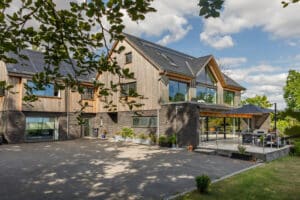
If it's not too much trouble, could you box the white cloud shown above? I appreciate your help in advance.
[123,0,198,45]
[200,0,300,49]
[217,57,247,67]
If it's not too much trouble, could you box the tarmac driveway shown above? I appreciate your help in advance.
[0,139,255,200]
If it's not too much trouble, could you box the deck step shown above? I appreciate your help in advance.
[194,148,216,155]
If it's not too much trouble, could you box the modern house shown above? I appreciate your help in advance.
[0,49,98,143]
[97,34,270,147]
[0,34,271,146]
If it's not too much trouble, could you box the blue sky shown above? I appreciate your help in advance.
[121,0,300,110]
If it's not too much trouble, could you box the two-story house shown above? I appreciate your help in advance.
[96,34,266,147]
[0,34,270,146]
[0,49,98,143]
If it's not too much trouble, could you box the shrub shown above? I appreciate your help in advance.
[285,125,300,138]
[138,133,148,140]
[293,141,300,156]
[121,127,135,138]
[149,133,157,144]
[168,133,177,145]
[237,145,246,154]
[195,175,211,193]
[159,135,169,147]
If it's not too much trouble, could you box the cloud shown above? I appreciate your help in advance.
[122,0,198,45]
[200,0,300,49]
[217,57,247,67]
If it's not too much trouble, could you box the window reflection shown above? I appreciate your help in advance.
[169,80,188,102]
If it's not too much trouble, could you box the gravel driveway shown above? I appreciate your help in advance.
[0,139,255,200]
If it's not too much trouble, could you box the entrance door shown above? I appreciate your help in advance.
[82,118,92,137]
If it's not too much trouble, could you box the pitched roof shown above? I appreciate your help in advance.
[5,49,97,83]
[123,33,245,90]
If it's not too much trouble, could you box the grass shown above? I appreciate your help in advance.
[176,156,300,200]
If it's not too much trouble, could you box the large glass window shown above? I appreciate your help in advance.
[224,90,235,106]
[81,87,94,100]
[169,80,188,102]
[196,85,217,104]
[132,116,157,128]
[25,117,57,140]
[120,82,137,97]
[197,66,217,86]
[27,81,59,97]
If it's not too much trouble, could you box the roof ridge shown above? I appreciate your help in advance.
[123,32,196,59]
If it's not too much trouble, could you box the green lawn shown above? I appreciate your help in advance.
[177,156,300,200]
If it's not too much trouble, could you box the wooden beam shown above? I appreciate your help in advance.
[200,111,253,118]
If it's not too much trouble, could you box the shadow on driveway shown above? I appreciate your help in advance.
[0,139,255,200]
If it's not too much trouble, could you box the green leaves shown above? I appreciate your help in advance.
[241,95,273,108]
[282,0,300,8]
[284,70,300,111]
[198,0,224,18]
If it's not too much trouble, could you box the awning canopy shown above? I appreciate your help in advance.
[199,104,273,118]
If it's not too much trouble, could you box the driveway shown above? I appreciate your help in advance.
[0,139,254,200]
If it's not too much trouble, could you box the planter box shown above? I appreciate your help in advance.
[231,152,253,161]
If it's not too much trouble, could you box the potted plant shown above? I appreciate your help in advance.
[101,129,107,139]
[168,134,177,148]
[159,135,169,147]
[231,145,253,161]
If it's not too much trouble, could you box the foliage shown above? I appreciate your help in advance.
[158,135,169,147]
[137,133,148,140]
[284,70,300,111]
[241,95,272,108]
[198,0,299,19]
[195,175,211,193]
[198,0,224,18]
[237,145,246,154]
[177,156,300,200]
[121,127,135,138]
[285,126,300,138]
[168,133,177,145]
[1,0,155,115]
[149,133,157,144]
[292,141,300,156]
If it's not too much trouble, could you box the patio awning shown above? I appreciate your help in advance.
[199,104,273,118]
[223,104,273,116]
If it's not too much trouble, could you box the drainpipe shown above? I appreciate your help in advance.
[65,86,70,139]
[156,76,161,145]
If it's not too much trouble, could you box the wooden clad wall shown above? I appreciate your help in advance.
[97,40,165,112]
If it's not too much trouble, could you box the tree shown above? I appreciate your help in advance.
[1,0,155,116]
[198,0,299,18]
[284,70,300,111]
[241,95,272,108]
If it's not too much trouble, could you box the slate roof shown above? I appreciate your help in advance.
[224,104,273,115]
[5,49,97,83]
[123,33,245,90]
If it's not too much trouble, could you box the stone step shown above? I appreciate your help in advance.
[194,148,216,155]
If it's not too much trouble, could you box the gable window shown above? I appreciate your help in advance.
[195,65,218,104]
[27,81,59,97]
[0,81,5,96]
[81,87,94,100]
[169,80,189,102]
[224,90,235,106]
[125,52,132,64]
[132,116,157,128]
[197,65,217,86]
[120,82,137,97]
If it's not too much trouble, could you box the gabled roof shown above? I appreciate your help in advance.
[123,33,245,90]
[225,104,273,115]
[5,49,97,83]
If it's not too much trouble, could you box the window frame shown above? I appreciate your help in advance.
[223,90,235,106]
[125,52,132,64]
[120,82,137,97]
[132,116,157,128]
[81,87,94,100]
[27,80,60,98]
[168,79,189,102]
